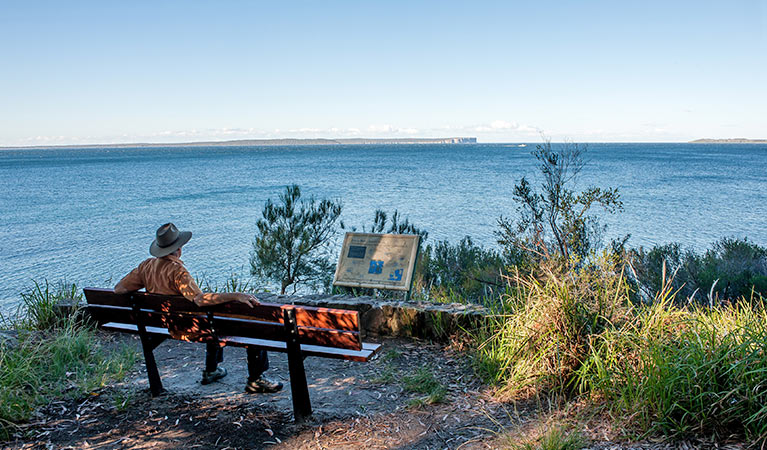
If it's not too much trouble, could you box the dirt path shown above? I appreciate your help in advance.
[4,333,746,449]
[6,333,525,449]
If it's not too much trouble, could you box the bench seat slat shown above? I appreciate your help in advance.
[213,317,361,350]
[85,290,133,307]
[204,302,360,332]
[89,305,214,342]
[218,336,380,362]
[87,304,134,324]
[102,322,380,362]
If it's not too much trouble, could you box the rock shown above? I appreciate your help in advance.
[284,294,489,342]
[54,299,92,325]
[0,329,19,348]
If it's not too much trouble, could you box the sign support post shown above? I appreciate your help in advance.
[404,235,421,302]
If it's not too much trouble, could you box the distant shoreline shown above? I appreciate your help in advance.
[689,138,767,144]
[4,137,766,150]
[0,137,477,150]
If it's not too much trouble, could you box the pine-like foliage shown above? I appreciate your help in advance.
[250,185,342,294]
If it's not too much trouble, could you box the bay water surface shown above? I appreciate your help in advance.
[1,143,765,308]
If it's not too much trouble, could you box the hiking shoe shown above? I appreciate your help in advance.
[201,367,227,385]
[245,376,283,394]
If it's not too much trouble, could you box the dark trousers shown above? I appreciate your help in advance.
[205,343,269,381]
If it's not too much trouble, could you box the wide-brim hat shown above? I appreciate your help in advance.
[149,223,192,257]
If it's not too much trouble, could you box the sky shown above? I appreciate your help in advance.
[1,0,765,146]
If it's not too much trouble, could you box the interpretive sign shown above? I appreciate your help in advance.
[333,232,421,292]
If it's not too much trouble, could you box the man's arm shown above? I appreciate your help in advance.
[174,270,259,308]
[113,283,131,294]
[193,292,259,308]
[114,266,144,294]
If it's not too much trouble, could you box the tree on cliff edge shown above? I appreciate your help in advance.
[497,139,623,264]
[250,185,342,294]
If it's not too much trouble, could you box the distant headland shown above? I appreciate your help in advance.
[1,137,477,150]
[689,138,767,144]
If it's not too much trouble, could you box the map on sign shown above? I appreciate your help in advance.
[333,233,421,291]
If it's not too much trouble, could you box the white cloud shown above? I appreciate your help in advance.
[367,124,395,133]
[447,119,542,136]
[25,135,68,143]
[364,124,423,135]
[287,127,322,134]
[490,120,519,130]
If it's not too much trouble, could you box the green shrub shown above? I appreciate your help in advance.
[698,237,767,300]
[417,236,505,303]
[631,237,767,303]
[497,139,622,264]
[630,243,697,301]
[196,270,262,294]
[360,209,428,241]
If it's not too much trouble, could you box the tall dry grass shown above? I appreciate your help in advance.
[472,256,631,399]
[473,257,767,442]
[579,294,767,440]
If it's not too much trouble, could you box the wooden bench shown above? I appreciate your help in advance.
[83,288,380,421]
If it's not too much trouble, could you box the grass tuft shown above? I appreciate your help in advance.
[0,280,137,440]
[509,426,585,450]
[370,364,398,384]
[110,388,135,413]
[0,280,81,331]
[402,366,447,406]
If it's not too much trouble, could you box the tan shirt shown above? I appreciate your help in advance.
[116,255,202,301]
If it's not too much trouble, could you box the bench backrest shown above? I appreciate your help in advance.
[84,288,362,350]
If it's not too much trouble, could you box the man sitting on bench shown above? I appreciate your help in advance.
[114,222,283,394]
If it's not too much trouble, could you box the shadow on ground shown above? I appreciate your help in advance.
[6,333,522,449]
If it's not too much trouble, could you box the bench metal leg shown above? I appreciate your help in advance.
[133,298,167,397]
[138,333,167,397]
[283,308,312,421]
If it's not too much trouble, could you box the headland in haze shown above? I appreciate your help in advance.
[690,138,767,144]
[1,137,477,150]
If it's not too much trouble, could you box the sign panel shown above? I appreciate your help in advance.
[333,233,420,291]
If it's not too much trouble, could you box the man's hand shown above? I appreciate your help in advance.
[235,293,260,308]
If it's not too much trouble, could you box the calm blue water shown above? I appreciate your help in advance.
[1,143,765,307]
